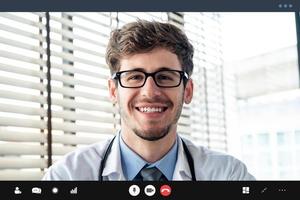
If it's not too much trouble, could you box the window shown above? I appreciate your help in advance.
[223,12,300,180]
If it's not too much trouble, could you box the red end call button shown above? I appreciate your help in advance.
[160,185,171,197]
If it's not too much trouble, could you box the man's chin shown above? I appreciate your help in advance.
[133,126,170,141]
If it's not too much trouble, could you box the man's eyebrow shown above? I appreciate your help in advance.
[128,67,176,72]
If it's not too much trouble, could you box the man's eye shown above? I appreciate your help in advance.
[157,75,173,80]
[128,75,144,80]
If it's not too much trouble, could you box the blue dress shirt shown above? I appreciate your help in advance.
[119,134,178,180]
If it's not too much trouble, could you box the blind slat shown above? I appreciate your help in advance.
[0,36,45,54]
[66,12,111,28]
[0,158,47,169]
[51,86,109,102]
[50,50,107,69]
[51,38,105,58]
[0,103,45,116]
[0,131,111,145]
[50,27,106,47]
[53,110,115,123]
[0,63,45,79]
[52,98,115,113]
[51,62,109,80]
[0,143,46,155]
[0,75,45,91]
[0,117,46,129]
[50,14,108,38]
[52,121,114,134]
[0,22,44,41]
[0,131,45,143]
[0,12,45,29]
[0,170,44,180]
[0,50,45,66]
[52,133,111,145]
[0,89,46,104]
[52,74,107,90]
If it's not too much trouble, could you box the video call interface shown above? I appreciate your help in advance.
[0,0,300,199]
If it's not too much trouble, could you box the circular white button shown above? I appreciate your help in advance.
[129,185,140,196]
[144,185,156,196]
[52,187,58,194]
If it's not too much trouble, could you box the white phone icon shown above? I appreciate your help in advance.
[161,188,170,193]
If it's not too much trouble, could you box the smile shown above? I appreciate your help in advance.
[136,106,168,113]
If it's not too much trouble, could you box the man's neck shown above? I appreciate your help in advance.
[120,126,177,163]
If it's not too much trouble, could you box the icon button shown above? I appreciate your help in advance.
[144,185,156,196]
[52,187,59,194]
[129,185,140,196]
[242,186,250,194]
[261,187,267,193]
[160,185,171,197]
[278,188,287,192]
[32,187,42,194]
[70,187,77,194]
[14,187,22,195]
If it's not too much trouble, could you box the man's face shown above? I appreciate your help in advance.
[108,48,193,141]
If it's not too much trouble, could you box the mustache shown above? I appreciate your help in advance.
[133,96,173,106]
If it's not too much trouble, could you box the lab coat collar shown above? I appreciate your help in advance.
[101,132,193,180]
[172,136,192,180]
[102,132,126,180]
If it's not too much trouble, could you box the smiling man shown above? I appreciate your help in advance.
[43,20,255,181]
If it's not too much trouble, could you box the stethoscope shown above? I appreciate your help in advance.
[98,136,196,181]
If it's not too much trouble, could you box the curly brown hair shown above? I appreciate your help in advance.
[105,20,194,77]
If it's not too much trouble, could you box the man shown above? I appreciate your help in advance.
[43,20,255,181]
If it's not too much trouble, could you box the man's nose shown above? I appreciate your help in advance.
[140,77,162,97]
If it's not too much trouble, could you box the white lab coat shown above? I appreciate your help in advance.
[42,133,255,180]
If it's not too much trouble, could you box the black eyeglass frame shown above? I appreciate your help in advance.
[112,69,189,88]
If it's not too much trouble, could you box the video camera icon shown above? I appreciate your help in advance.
[144,185,156,196]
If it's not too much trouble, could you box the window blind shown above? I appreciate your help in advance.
[184,13,227,151]
[0,12,48,180]
[43,12,117,163]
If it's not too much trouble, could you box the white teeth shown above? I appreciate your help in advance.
[139,107,163,113]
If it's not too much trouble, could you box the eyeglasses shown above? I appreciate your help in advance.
[112,69,189,88]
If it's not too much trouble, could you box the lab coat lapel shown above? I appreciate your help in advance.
[172,137,192,180]
[102,134,126,180]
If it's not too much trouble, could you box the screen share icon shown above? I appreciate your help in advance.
[242,186,250,194]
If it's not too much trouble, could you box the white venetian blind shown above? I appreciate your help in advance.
[42,12,118,162]
[185,13,227,152]
[0,12,48,180]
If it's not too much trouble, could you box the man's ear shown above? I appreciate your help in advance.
[108,79,118,104]
[184,79,193,104]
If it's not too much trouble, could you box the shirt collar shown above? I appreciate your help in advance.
[119,134,147,180]
[119,133,178,180]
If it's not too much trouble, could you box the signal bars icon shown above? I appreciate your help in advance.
[70,187,77,194]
